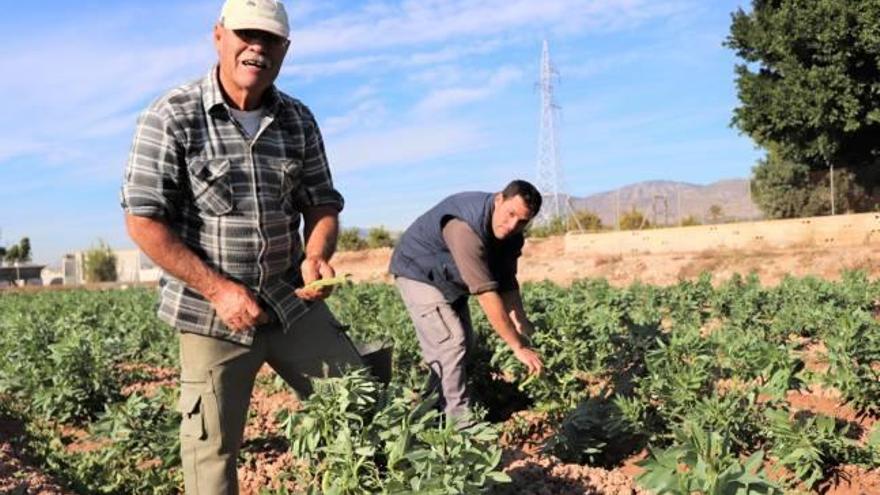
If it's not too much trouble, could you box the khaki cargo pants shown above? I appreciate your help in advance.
[177,301,363,495]
[395,276,475,422]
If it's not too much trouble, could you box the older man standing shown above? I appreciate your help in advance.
[121,0,362,492]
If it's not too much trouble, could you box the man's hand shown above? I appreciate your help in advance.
[294,256,336,301]
[512,344,543,376]
[205,278,267,332]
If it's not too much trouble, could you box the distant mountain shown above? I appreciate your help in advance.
[564,178,762,227]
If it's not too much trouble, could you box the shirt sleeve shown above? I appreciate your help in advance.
[120,105,184,220]
[442,219,498,295]
[493,240,521,293]
[292,104,344,212]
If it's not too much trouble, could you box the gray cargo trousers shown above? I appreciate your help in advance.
[177,301,363,495]
[395,276,475,422]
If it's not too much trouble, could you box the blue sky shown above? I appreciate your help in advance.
[0,0,760,264]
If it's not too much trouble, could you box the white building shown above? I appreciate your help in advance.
[0,263,46,287]
[61,249,161,285]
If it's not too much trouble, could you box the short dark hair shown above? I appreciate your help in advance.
[500,180,542,216]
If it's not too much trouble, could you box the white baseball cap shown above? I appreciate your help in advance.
[219,0,290,39]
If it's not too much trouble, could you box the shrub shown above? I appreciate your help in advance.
[619,208,650,230]
[338,227,367,251]
[82,240,117,283]
[366,226,395,249]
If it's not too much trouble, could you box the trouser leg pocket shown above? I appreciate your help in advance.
[178,380,208,440]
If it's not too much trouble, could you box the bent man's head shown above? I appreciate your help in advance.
[214,0,290,110]
[492,180,542,240]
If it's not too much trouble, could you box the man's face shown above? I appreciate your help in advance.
[214,25,289,103]
[492,194,534,240]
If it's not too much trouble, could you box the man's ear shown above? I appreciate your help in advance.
[213,24,224,50]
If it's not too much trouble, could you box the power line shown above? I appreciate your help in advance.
[535,39,566,224]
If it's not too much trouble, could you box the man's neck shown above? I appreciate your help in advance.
[217,70,265,111]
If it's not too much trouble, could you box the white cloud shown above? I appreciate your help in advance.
[413,66,523,114]
[348,84,380,102]
[327,122,486,173]
[564,49,648,79]
[322,99,388,136]
[0,33,212,168]
[408,65,467,87]
[285,38,506,79]
[291,0,691,58]
[0,138,46,164]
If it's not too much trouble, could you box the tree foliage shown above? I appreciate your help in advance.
[727,0,880,215]
[3,237,32,264]
[619,208,650,231]
[727,0,880,169]
[752,148,865,218]
[337,226,396,251]
[681,215,701,227]
[366,226,395,249]
[527,210,603,238]
[708,205,725,223]
[338,227,368,252]
[82,240,117,283]
[2,246,14,264]
[572,209,603,231]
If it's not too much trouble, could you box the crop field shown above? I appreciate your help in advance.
[2,272,880,494]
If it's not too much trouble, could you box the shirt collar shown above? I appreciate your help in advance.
[202,65,284,118]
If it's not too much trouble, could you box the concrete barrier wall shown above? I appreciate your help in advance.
[565,212,880,255]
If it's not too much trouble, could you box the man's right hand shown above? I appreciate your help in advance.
[513,345,543,376]
[204,278,267,332]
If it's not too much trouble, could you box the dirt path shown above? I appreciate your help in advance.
[332,237,880,287]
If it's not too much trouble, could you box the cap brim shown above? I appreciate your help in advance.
[222,18,288,39]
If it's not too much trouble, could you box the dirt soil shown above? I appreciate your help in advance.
[0,416,74,495]
[4,237,880,494]
[332,237,880,287]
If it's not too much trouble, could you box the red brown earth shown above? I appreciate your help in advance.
[3,238,880,493]
[331,238,880,288]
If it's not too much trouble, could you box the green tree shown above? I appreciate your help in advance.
[572,210,603,232]
[619,208,650,231]
[681,215,701,226]
[338,227,367,252]
[708,204,725,223]
[526,210,603,238]
[5,246,20,264]
[3,237,31,264]
[726,0,880,210]
[526,216,567,238]
[82,240,117,283]
[18,238,31,262]
[366,226,395,249]
[752,149,864,218]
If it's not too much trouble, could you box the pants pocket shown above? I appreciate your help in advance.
[418,306,453,346]
[177,380,207,440]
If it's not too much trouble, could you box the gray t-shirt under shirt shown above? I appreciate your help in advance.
[441,218,519,295]
[229,107,263,139]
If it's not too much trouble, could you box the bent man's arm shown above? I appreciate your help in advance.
[476,290,543,375]
[294,205,340,301]
[124,214,264,331]
[500,289,535,338]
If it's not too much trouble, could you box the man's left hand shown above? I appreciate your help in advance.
[295,256,336,301]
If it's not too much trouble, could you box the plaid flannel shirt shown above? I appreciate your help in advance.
[121,67,343,346]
